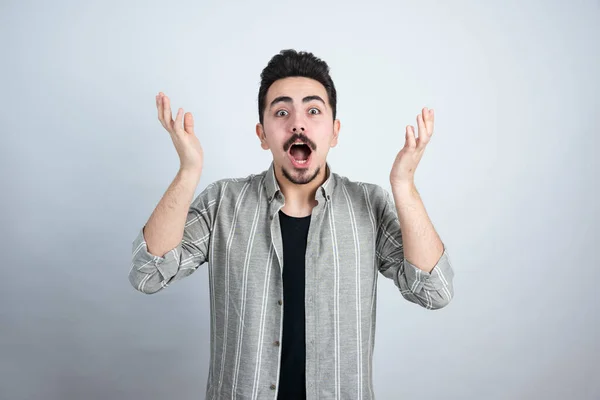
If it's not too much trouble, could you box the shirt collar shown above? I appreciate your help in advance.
[264,161,336,203]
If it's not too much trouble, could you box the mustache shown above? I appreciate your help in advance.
[283,133,317,152]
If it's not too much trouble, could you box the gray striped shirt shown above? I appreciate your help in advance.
[129,162,455,399]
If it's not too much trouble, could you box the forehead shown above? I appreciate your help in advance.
[266,77,329,104]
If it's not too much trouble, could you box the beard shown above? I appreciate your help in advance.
[282,165,321,185]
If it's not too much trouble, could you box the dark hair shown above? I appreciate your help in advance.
[258,49,337,125]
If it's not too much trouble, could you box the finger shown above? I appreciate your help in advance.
[174,108,184,134]
[405,125,416,149]
[162,95,173,131]
[418,126,431,149]
[423,107,434,136]
[157,93,165,126]
[416,113,428,150]
[184,112,195,135]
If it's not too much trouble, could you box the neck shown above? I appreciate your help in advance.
[274,162,329,214]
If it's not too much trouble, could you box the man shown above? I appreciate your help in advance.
[129,49,454,400]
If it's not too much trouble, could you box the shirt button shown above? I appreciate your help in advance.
[269,215,273,220]
[274,340,280,346]
[277,299,283,305]
[270,384,276,390]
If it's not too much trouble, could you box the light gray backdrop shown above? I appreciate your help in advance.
[1,0,598,399]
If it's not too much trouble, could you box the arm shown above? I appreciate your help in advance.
[144,168,202,258]
[380,106,454,309]
[391,182,443,273]
[129,170,216,295]
[129,91,209,294]
[376,187,454,309]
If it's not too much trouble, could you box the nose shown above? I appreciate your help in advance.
[289,112,306,134]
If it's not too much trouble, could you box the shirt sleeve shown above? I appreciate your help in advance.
[128,182,219,294]
[375,187,455,309]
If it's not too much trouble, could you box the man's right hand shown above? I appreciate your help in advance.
[157,92,204,174]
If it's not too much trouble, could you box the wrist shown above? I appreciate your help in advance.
[178,166,203,183]
[391,181,419,206]
[391,180,416,194]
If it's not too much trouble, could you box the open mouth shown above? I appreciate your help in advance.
[288,143,312,166]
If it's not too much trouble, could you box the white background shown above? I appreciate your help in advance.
[1,0,598,398]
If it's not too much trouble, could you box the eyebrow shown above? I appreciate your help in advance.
[269,95,326,109]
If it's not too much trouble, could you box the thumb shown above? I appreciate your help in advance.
[184,112,195,135]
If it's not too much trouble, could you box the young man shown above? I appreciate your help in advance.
[129,49,454,400]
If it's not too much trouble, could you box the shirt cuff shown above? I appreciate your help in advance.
[131,227,179,281]
[402,245,454,293]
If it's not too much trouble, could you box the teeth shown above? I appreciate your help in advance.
[294,159,308,164]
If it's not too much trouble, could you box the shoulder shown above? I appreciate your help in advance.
[194,170,267,205]
[331,172,389,205]
[207,171,265,193]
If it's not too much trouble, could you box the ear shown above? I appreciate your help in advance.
[330,119,341,148]
[256,123,269,150]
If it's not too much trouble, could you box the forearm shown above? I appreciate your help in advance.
[391,183,444,273]
[144,167,202,257]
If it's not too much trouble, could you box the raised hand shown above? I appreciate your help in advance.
[389,107,435,187]
[157,92,204,174]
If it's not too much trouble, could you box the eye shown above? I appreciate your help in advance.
[276,110,288,117]
[308,108,320,115]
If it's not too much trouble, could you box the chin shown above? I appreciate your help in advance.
[281,163,321,185]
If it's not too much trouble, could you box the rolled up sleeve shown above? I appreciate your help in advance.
[398,247,454,309]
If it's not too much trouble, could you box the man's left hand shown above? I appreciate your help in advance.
[389,107,435,187]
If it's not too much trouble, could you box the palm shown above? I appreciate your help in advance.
[390,107,435,185]
[157,92,204,172]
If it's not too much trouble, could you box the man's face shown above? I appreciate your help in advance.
[256,77,340,185]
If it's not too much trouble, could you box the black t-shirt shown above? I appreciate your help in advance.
[277,210,311,400]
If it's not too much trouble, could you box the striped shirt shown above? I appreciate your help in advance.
[129,162,455,399]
